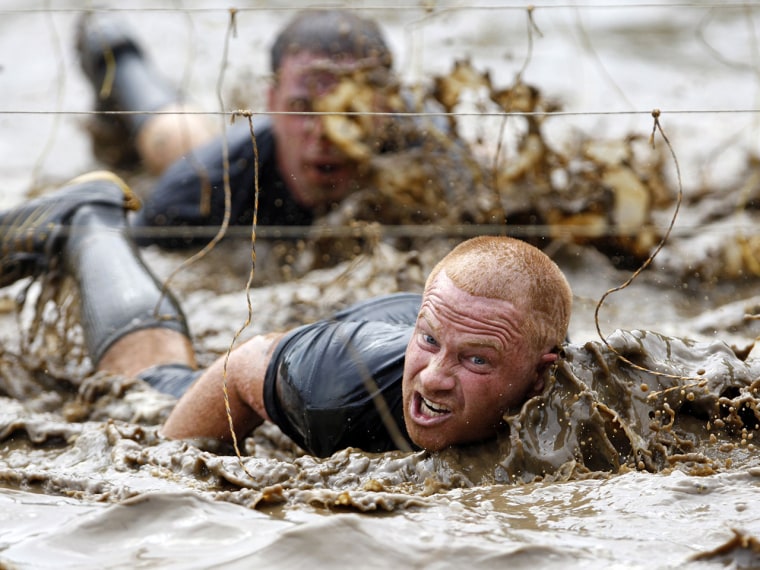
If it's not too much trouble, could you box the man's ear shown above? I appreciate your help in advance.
[530,352,559,396]
[540,352,559,368]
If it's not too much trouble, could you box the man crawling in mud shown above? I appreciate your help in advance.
[76,8,436,249]
[0,172,572,455]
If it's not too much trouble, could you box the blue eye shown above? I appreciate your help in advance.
[422,333,437,346]
[470,355,487,366]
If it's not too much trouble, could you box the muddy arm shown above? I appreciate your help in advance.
[161,332,285,441]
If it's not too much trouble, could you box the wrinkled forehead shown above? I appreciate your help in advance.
[420,272,525,331]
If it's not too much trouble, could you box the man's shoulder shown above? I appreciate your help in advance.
[227,117,275,150]
[274,317,411,380]
[264,318,411,456]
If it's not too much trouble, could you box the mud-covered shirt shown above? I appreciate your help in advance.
[262,293,422,457]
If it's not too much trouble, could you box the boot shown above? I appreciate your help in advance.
[76,12,180,145]
[0,171,140,288]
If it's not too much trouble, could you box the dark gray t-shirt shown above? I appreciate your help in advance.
[132,119,314,247]
[263,293,421,456]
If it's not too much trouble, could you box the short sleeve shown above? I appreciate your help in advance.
[263,318,413,456]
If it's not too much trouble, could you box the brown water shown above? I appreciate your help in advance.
[3,2,760,568]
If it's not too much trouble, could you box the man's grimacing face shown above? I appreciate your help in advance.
[268,52,365,210]
[401,272,547,451]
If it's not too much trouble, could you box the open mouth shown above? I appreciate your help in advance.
[421,396,449,416]
[414,393,452,422]
[315,163,338,174]
[315,164,340,174]
[306,161,348,182]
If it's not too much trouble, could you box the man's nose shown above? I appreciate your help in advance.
[303,114,327,139]
[419,353,456,391]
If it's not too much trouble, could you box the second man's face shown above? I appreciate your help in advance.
[268,52,366,211]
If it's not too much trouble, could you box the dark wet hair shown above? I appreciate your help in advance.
[270,9,392,74]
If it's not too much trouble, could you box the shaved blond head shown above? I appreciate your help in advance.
[425,236,572,352]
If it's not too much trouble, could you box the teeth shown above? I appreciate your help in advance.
[421,396,449,416]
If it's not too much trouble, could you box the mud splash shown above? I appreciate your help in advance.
[3,316,759,515]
